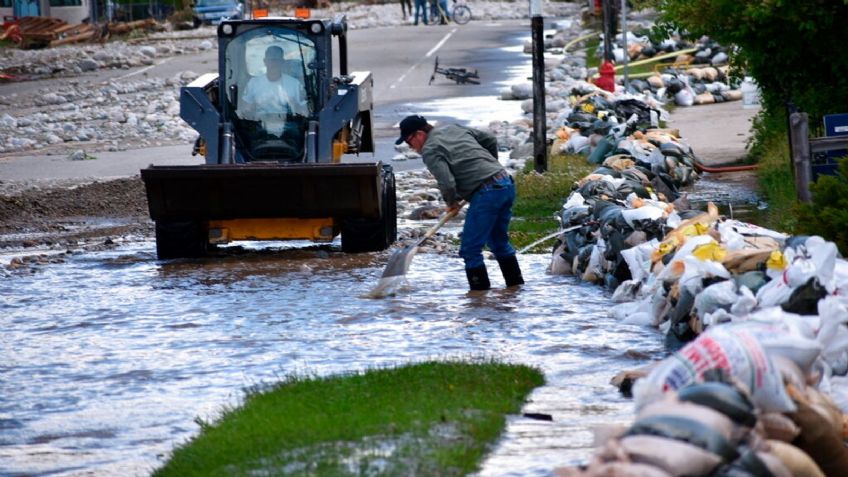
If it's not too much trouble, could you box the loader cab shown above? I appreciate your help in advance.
[222,23,322,162]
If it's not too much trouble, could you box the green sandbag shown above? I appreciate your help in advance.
[588,136,615,164]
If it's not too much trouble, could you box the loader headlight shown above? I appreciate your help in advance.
[309,22,323,34]
[221,23,233,35]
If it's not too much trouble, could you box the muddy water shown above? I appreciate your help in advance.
[1,241,665,476]
[685,169,767,224]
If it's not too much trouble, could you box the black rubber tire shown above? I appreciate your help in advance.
[155,220,208,259]
[340,165,397,253]
[452,5,471,24]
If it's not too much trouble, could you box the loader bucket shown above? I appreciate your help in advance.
[141,162,383,221]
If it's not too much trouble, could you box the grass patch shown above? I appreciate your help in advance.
[753,133,798,232]
[154,360,544,477]
[509,153,595,253]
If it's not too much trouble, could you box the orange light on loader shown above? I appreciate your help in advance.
[295,7,310,18]
[252,8,268,18]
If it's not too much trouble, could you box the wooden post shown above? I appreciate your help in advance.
[789,112,812,203]
[530,0,547,173]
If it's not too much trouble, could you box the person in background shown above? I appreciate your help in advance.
[396,115,524,291]
[414,0,428,25]
[399,0,413,20]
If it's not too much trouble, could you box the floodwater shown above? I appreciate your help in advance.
[0,241,665,476]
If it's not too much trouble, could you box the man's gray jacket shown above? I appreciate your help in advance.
[421,124,504,205]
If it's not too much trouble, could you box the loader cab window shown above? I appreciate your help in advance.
[226,28,318,162]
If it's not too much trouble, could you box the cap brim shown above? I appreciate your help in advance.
[395,136,405,145]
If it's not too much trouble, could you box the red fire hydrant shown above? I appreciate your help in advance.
[594,60,616,93]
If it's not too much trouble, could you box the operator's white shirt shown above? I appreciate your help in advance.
[242,74,309,117]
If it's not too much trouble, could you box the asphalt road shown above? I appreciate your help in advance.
[1,19,544,182]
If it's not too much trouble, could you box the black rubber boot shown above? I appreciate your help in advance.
[465,266,491,291]
[497,255,524,287]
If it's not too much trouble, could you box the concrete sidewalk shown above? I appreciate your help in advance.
[667,100,760,166]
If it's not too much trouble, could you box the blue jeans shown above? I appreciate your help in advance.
[414,0,428,23]
[460,176,517,269]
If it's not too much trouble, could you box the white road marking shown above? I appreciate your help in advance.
[118,57,174,79]
[389,28,457,90]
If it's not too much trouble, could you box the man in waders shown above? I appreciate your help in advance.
[396,115,524,290]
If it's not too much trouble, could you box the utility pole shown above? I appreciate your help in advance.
[601,0,614,61]
[621,0,629,91]
[530,0,547,173]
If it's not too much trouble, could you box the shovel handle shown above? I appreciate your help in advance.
[419,201,466,243]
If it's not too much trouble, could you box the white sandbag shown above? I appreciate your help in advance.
[566,133,590,154]
[612,279,643,303]
[678,256,731,296]
[817,296,848,375]
[618,435,723,476]
[549,240,573,275]
[693,280,739,320]
[621,239,660,282]
[713,321,822,374]
[717,221,747,251]
[703,308,735,328]
[729,285,757,316]
[633,327,796,412]
[621,206,665,228]
[832,259,848,295]
[562,192,586,210]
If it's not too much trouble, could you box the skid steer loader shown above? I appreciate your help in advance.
[141,14,396,259]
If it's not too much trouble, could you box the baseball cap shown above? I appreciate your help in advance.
[395,115,428,145]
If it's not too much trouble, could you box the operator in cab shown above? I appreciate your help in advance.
[240,45,309,136]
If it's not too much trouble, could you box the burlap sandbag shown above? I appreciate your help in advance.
[767,439,825,477]
[787,385,848,476]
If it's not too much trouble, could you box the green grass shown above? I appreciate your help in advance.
[753,134,799,232]
[154,360,544,477]
[509,153,595,253]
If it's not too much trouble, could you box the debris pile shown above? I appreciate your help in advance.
[0,16,163,49]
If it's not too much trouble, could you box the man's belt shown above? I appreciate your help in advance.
[480,169,511,188]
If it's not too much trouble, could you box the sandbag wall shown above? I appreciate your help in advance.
[547,118,848,477]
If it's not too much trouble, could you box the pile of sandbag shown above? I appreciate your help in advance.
[591,30,743,106]
[557,320,848,476]
[604,32,730,68]
[548,130,701,292]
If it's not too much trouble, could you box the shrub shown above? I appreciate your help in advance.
[795,157,848,255]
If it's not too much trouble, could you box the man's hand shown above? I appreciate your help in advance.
[446,202,463,215]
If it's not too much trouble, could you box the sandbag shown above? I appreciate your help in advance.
[766,439,825,477]
[633,328,796,413]
[759,412,801,442]
[676,382,756,427]
[617,434,723,476]
[787,386,848,476]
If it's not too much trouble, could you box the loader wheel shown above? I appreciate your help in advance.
[340,166,397,253]
[155,220,208,259]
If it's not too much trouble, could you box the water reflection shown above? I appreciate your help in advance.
[1,242,664,476]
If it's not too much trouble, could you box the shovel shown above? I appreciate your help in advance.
[365,202,465,298]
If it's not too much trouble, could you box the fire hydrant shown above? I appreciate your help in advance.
[594,60,616,93]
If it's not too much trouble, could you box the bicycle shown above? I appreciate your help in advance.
[425,0,471,25]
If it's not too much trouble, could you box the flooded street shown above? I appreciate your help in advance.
[1,241,665,476]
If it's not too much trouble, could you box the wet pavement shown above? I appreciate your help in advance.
[0,241,665,476]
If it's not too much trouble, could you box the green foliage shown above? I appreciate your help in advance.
[795,157,848,255]
[154,360,544,477]
[646,0,848,125]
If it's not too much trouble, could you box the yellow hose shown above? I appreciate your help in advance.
[563,31,600,54]
[589,47,699,78]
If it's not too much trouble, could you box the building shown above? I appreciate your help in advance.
[1,0,92,24]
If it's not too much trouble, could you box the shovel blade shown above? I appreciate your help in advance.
[380,245,419,278]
